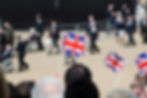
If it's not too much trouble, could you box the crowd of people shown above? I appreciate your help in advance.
[0,2,146,72]
[0,1,147,98]
[1,63,147,98]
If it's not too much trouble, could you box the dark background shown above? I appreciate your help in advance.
[0,0,136,28]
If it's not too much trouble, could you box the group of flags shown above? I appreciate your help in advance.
[62,32,147,77]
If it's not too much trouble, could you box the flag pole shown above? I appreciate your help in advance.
[113,72,124,89]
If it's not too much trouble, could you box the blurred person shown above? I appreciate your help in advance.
[125,15,136,46]
[3,21,14,46]
[65,63,92,86]
[0,28,6,52]
[106,3,115,35]
[114,12,125,44]
[48,20,60,54]
[121,3,131,19]
[135,1,146,27]
[142,76,147,98]
[35,13,44,51]
[0,44,13,62]
[31,76,63,98]
[14,81,34,98]
[130,74,145,97]
[16,36,29,72]
[107,89,137,98]
[27,28,38,52]
[0,68,9,98]
[140,14,147,43]
[0,44,13,73]
[87,14,100,53]
[64,63,100,98]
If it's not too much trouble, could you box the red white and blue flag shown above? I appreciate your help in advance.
[104,52,125,73]
[62,32,87,57]
[136,52,147,76]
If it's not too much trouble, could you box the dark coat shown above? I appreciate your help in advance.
[0,33,6,51]
[16,41,28,57]
[50,25,60,41]
[125,19,136,33]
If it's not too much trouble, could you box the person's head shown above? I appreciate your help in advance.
[65,78,100,98]
[107,89,137,98]
[36,13,42,23]
[127,15,133,21]
[65,63,92,86]
[31,77,63,98]
[0,28,3,34]
[5,44,12,51]
[130,74,144,97]
[3,21,11,29]
[0,69,9,98]
[88,14,95,21]
[15,81,34,98]
[108,3,114,10]
[122,3,128,9]
[51,20,57,26]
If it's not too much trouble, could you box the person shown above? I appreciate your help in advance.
[130,74,145,97]
[0,28,6,52]
[125,15,136,46]
[14,81,34,98]
[107,89,137,98]
[27,28,38,52]
[48,20,60,54]
[87,14,100,53]
[106,3,115,35]
[121,3,130,20]
[0,68,9,98]
[140,14,147,43]
[114,12,125,44]
[31,76,63,98]
[65,63,92,86]
[3,21,14,46]
[0,44,13,73]
[16,36,29,72]
[35,13,44,51]
[64,63,100,98]
[0,44,13,61]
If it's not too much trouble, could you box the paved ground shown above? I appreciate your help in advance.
[5,30,147,98]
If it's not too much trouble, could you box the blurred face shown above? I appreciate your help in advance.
[131,80,144,97]
[36,17,42,23]
[51,21,57,26]
[4,22,10,29]
[108,4,114,10]
[0,28,3,34]
[5,44,11,51]
[144,86,147,97]
[88,15,94,21]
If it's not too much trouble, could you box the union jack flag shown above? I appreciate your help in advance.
[104,52,125,73]
[62,32,87,57]
[136,52,147,76]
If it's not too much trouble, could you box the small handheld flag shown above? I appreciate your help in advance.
[104,52,125,73]
[62,32,87,57]
[136,52,147,76]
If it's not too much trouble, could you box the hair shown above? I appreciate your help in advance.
[65,63,92,86]
[0,68,9,98]
[65,63,100,98]
[107,89,137,98]
[15,81,34,98]
[31,77,63,98]
[65,79,100,98]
